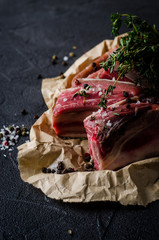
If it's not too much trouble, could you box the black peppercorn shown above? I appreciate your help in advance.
[16,130,21,136]
[11,138,16,143]
[4,130,9,135]
[21,109,27,115]
[126,104,131,109]
[84,153,91,162]
[37,74,42,79]
[85,163,93,169]
[123,91,129,97]
[51,169,56,173]
[62,61,67,66]
[67,168,75,173]
[47,168,51,173]
[57,161,64,171]
[33,114,39,120]
[42,167,48,173]
[92,62,96,68]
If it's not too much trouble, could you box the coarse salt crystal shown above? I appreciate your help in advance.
[136,100,141,104]
[63,98,67,102]
[63,56,68,61]
[106,120,112,127]
[98,87,101,91]
[112,77,115,81]
[98,91,102,96]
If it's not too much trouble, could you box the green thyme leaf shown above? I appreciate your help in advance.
[85,85,93,90]
[90,116,96,121]
[79,90,90,97]
[71,92,79,99]
[113,112,120,116]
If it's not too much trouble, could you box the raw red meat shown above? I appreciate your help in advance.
[53,80,142,137]
[72,47,117,85]
[84,102,159,170]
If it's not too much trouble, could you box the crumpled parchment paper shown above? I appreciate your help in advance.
[18,35,159,206]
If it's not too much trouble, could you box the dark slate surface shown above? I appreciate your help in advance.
[0,0,159,239]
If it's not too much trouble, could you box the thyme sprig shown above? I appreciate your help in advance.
[100,13,159,92]
[72,90,89,99]
[98,85,116,108]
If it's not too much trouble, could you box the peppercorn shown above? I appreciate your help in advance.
[85,163,93,169]
[75,79,80,85]
[4,141,9,146]
[16,130,21,135]
[37,74,42,79]
[33,114,39,120]
[126,104,131,109]
[57,161,64,170]
[21,109,27,115]
[11,138,16,143]
[123,91,129,97]
[62,61,67,66]
[84,153,91,162]
[21,131,27,136]
[21,126,27,132]
[42,167,48,173]
[51,169,56,173]
[94,66,98,71]
[69,52,75,57]
[4,130,9,135]
[51,59,56,64]
[92,62,96,68]
[8,126,14,131]
[47,168,51,173]
[52,55,57,60]
[68,230,73,235]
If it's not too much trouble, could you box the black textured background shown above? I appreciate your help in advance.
[0,0,159,239]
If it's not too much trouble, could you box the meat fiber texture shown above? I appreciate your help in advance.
[18,34,159,206]
[52,79,141,137]
[84,103,159,170]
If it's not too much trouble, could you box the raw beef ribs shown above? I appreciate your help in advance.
[84,102,159,170]
[53,80,141,137]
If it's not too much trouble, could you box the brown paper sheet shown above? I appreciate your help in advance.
[18,35,159,206]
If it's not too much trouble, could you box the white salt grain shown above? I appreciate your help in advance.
[106,120,112,127]
[63,56,68,61]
